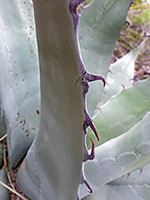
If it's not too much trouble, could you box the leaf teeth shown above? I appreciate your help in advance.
[69,0,87,32]
[83,138,95,162]
[70,0,87,14]
[83,111,99,141]
[139,168,143,176]
[84,72,106,87]
[126,173,131,179]
[81,174,93,193]
[81,71,106,101]
[89,122,99,141]
[89,138,95,160]
[76,195,80,200]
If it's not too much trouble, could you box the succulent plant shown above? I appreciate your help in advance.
[0,0,150,200]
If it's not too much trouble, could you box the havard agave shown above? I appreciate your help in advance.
[0,0,150,200]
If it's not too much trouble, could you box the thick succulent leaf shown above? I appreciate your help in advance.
[111,164,150,186]
[82,184,150,200]
[0,0,40,167]
[99,40,145,106]
[78,0,132,115]
[80,112,150,198]
[86,78,150,149]
[16,0,84,200]
[83,164,150,200]
[0,168,10,200]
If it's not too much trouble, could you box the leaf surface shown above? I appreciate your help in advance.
[82,183,150,200]
[0,168,10,200]
[16,1,84,200]
[86,78,150,148]
[83,164,150,200]
[0,0,40,167]
[80,112,150,198]
[78,0,132,115]
[99,40,145,106]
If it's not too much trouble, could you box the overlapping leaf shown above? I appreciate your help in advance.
[86,78,150,149]
[0,0,40,167]
[81,111,150,198]
[78,0,132,115]
[83,182,150,200]
[99,40,145,106]
[83,164,150,200]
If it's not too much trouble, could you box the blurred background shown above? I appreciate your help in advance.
[112,0,150,81]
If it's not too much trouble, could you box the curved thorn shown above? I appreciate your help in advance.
[84,180,93,193]
[69,0,87,14]
[83,111,99,141]
[83,138,95,162]
[89,121,99,141]
[89,74,106,87]
[89,138,95,160]
[83,179,93,193]
[139,168,143,176]
[81,174,93,193]
[84,73,106,87]
[77,195,80,200]
[126,173,130,179]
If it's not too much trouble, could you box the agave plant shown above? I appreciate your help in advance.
[0,0,150,200]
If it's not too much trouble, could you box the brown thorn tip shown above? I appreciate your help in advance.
[102,77,106,87]
[90,138,95,160]
[81,174,93,194]
[81,175,93,193]
[84,179,93,193]
[96,75,106,87]
[90,122,99,141]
